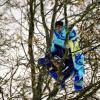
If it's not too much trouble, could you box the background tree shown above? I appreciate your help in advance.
[0,0,100,100]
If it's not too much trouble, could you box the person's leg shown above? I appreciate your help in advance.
[50,45,66,82]
[62,68,75,87]
[62,52,74,76]
[74,54,85,91]
[74,77,84,91]
[49,69,58,80]
[74,68,84,91]
[60,53,75,89]
[60,69,75,90]
[38,57,52,67]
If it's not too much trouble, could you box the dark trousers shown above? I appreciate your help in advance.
[51,44,74,68]
[50,44,75,89]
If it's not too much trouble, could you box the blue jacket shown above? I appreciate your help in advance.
[51,27,77,52]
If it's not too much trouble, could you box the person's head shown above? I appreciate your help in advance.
[55,21,63,33]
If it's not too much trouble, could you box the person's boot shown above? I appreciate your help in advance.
[48,69,58,80]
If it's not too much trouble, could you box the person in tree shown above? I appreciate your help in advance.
[38,20,85,91]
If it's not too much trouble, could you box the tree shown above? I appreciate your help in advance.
[0,0,100,100]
